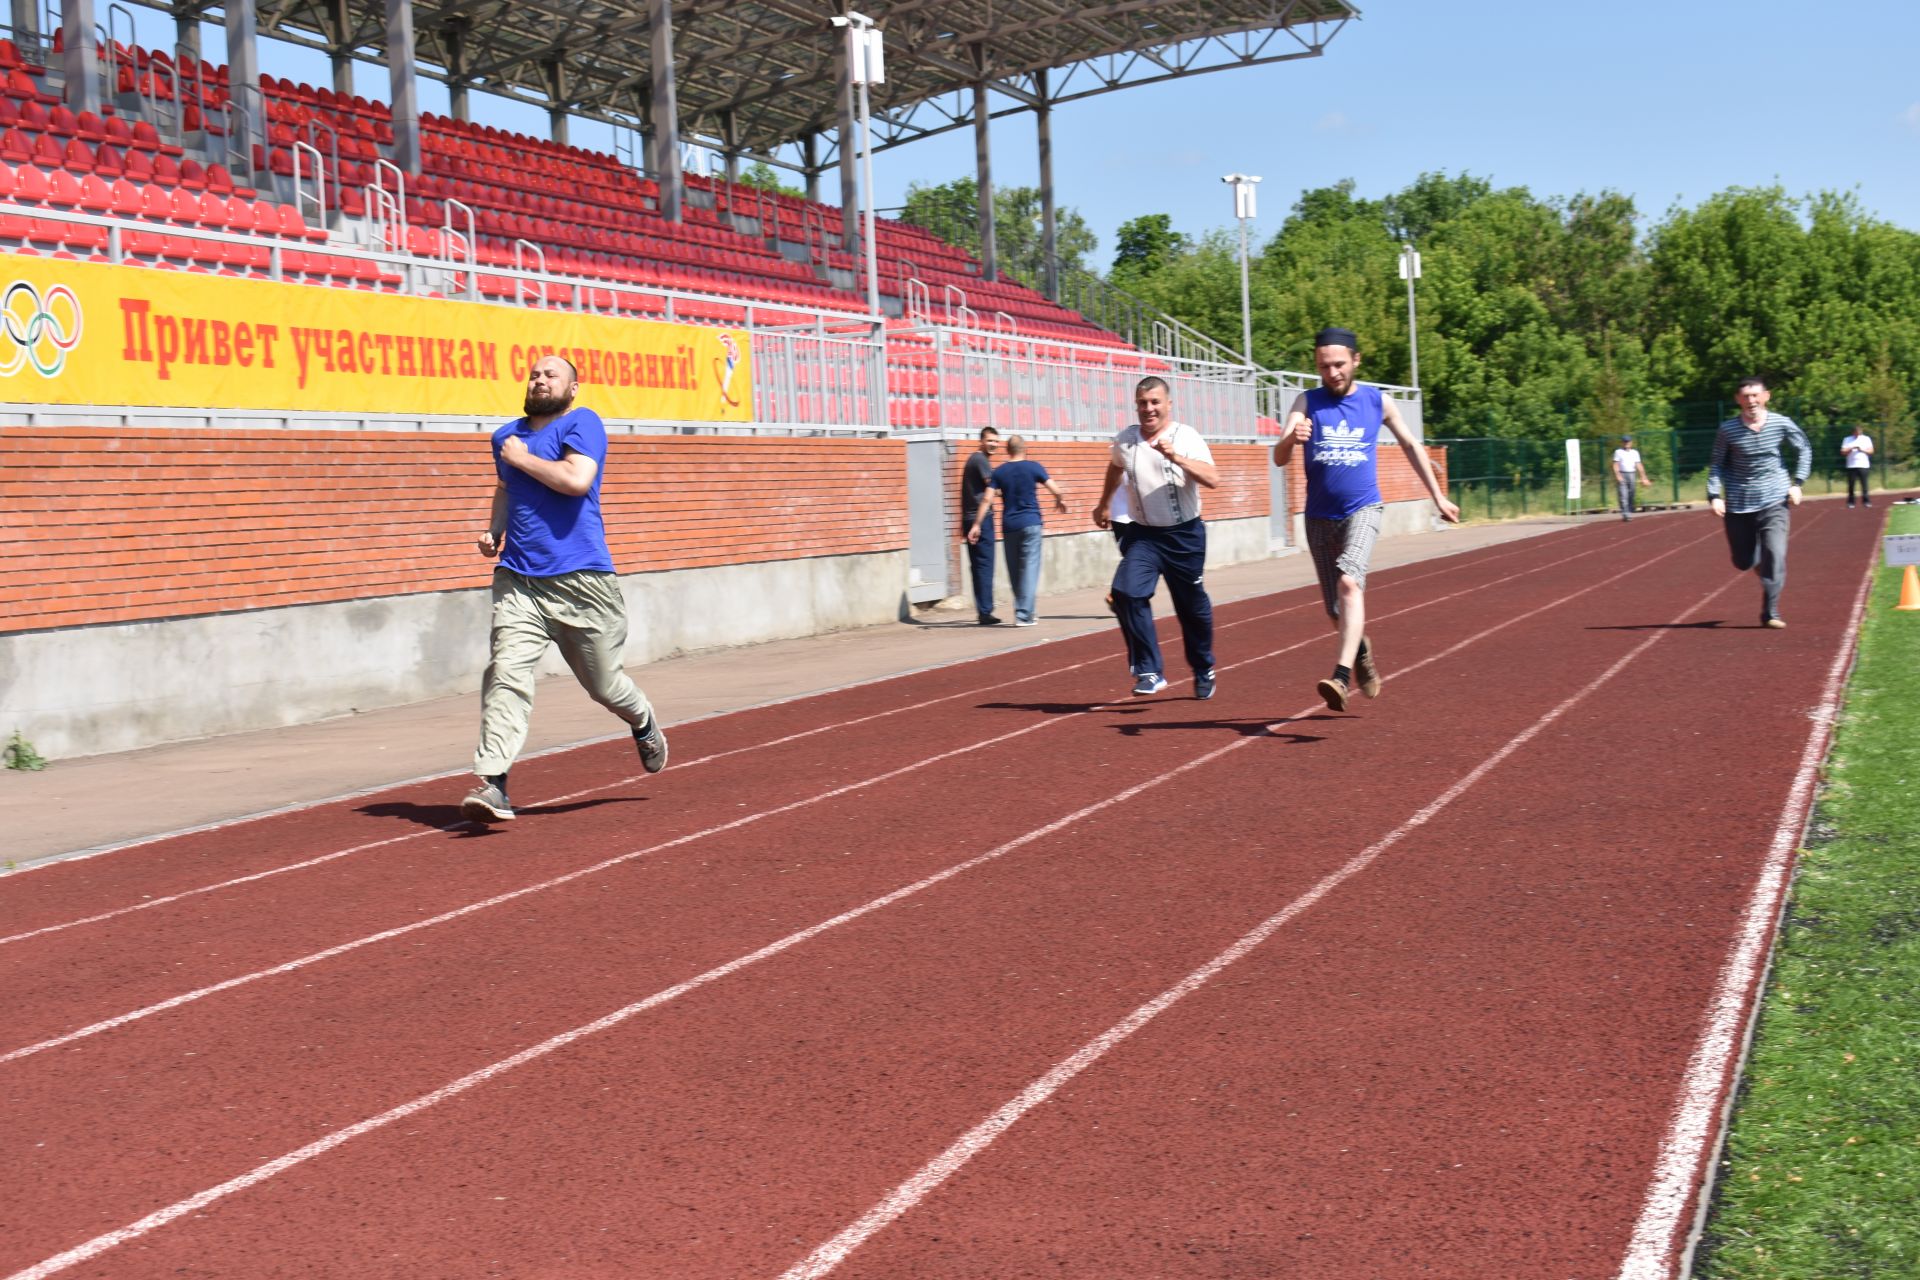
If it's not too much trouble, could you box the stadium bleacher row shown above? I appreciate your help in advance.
[3,32,1155,429]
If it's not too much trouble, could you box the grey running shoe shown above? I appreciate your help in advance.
[1193,669,1217,700]
[634,718,670,773]
[1132,672,1169,697]
[1316,675,1351,712]
[1353,639,1382,699]
[461,780,515,823]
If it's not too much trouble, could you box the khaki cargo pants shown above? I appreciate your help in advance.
[474,567,654,777]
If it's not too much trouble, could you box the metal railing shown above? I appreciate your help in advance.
[0,199,890,433]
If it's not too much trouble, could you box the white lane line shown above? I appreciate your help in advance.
[0,526,1632,946]
[0,530,1698,1066]
[777,567,1746,1280]
[2,530,1705,1280]
[1617,518,1875,1280]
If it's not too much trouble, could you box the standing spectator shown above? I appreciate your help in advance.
[1092,377,1220,699]
[977,436,1068,626]
[1840,427,1875,507]
[463,356,668,824]
[1709,376,1811,629]
[1273,326,1460,712]
[1611,435,1651,521]
[960,428,1004,625]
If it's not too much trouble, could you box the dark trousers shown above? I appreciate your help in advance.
[1111,518,1214,676]
[1847,470,1870,504]
[967,513,996,617]
[1725,502,1791,620]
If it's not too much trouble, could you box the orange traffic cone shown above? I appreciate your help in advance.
[1898,564,1920,611]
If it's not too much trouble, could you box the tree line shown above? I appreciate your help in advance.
[897,173,1919,451]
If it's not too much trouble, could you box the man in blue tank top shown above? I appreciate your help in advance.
[1274,327,1459,712]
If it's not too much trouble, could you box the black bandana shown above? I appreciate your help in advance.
[1314,326,1360,352]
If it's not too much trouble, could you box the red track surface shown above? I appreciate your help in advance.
[0,508,1882,1279]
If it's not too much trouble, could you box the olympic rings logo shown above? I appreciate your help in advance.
[2,280,84,378]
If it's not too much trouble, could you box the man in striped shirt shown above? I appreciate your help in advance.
[1708,376,1811,629]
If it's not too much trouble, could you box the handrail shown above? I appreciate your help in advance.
[513,239,547,308]
[290,139,328,226]
[941,283,968,327]
[441,197,477,300]
[298,115,340,202]
[369,157,407,254]
[137,52,182,144]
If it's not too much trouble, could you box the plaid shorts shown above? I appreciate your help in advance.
[1305,503,1384,618]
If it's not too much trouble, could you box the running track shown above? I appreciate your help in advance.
[0,507,1882,1279]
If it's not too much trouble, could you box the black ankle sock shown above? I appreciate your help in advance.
[485,772,509,794]
[1355,638,1370,662]
[1333,665,1352,684]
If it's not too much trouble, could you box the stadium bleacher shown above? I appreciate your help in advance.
[2,31,1163,435]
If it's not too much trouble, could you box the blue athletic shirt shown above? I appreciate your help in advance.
[491,406,616,577]
[990,459,1051,531]
[1302,383,1385,520]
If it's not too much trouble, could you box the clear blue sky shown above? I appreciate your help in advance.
[132,0,1919,263]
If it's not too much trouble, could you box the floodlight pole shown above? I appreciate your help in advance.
[833,12,883,318]
[1221,173,1261,367]
[1399,241,1422,391]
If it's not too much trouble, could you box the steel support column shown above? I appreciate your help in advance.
[61,0,98,113]
[545,58,569,145]
[648,0,681,222]
[973,81,996,283]
[837,50,857,251]
[445,19,470,121]
[328,0,353,97]
[1036,68,1057,300]
[721,110,739,186]
[384,0,419,172]
[12,0,39,48]
[803,133,820,205]
[224,0,261,164]
[174,5,200,64]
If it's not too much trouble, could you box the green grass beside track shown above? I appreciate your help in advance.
[1696,502,1920,1279]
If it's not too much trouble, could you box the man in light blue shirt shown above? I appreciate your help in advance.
[1708,376,1811,629]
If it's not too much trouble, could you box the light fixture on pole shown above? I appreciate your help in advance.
[1398,241,1422,391]
[1220,173,1261,367]
[831,11,883,318]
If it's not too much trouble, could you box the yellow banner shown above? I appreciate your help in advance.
[0,257,753,421]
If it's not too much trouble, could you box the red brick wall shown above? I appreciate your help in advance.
[0,430,908,634]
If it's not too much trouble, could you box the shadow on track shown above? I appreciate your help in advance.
[1586,620,1730,632]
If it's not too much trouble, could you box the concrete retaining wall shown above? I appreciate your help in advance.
[0,550,909,761]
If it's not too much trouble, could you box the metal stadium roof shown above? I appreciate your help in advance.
[162,0,1358,165]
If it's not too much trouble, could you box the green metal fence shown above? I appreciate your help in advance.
[1432,424,1917,522]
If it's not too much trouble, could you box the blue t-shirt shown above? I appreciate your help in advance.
[990,459,1051,531]
[1302,384,1385,520]
[491,406,615,577]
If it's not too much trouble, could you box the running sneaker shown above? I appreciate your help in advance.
[1763,616,1787,630]
[1353,638,1382,699]
[461,780,515,823]
[1193,669,1217,700]
[1132,672,1169,697]
[1316,675,1350,712]
[633,718,670,773]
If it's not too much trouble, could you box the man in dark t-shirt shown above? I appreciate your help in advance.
[980,436,1068,626]
[960,428,1003,624]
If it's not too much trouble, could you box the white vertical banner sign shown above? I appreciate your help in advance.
[1565,438,1583,505]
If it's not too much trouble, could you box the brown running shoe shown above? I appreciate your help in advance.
[1353,637,1382,698]
[1316,675,1350,712]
